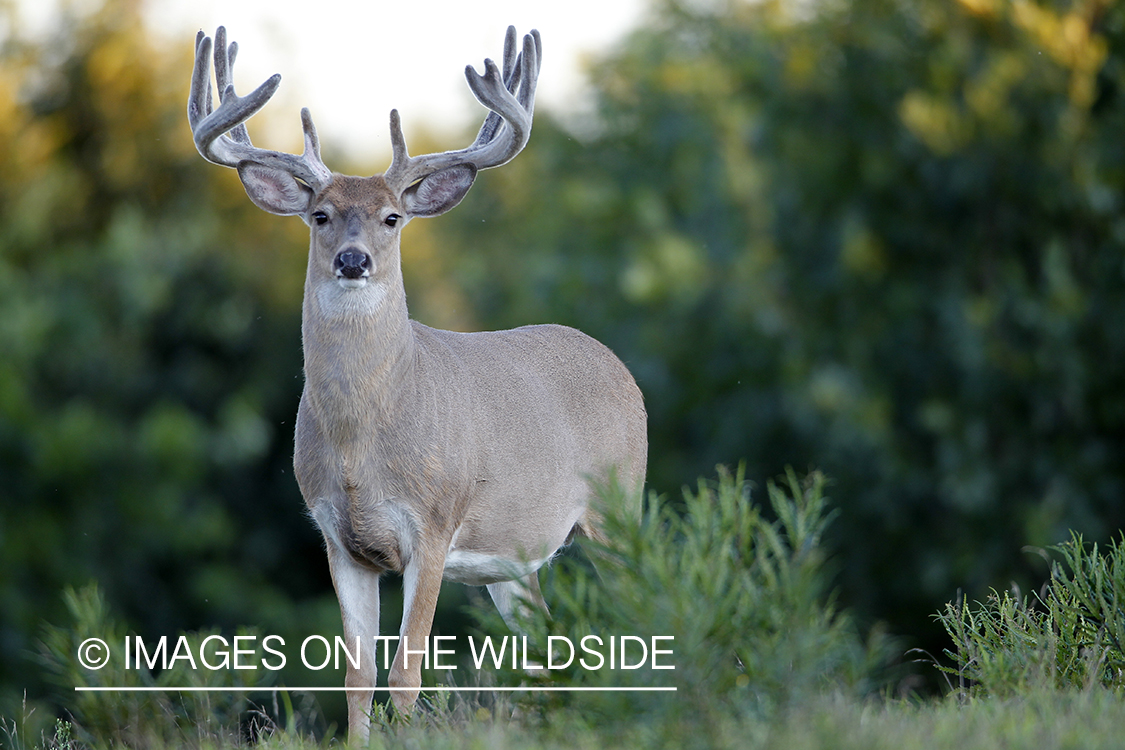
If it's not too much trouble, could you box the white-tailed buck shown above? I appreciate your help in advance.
[188,26,647,741]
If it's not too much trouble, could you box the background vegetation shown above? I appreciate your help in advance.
[3,0,1125,743]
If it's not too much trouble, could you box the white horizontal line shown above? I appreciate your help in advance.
[75,686,676,693]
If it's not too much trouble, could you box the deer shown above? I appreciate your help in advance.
[187,25,647,741]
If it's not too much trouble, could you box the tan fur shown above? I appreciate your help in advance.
[292,175,647,740]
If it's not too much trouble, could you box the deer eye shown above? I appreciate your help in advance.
[312,210,329,226]
[384,213,401,227]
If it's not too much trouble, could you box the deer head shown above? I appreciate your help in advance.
[187,25,540,293]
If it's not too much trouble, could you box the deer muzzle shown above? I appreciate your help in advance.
[334,248,372,281]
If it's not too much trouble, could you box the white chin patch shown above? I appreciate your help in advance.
[336,277,368,290]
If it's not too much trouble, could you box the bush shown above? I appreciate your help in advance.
[477,466,892,733]
[936,532,1125,695]
[35,584,311,748]
[24,470,890,747]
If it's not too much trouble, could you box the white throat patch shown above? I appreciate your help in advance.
[315,277,388,318]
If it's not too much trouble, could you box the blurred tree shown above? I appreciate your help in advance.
[427,0,1125,664]
[0,0,342,715]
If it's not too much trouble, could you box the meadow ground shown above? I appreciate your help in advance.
[8,686,1125,750]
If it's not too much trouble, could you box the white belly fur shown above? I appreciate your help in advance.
[442,549,550,586]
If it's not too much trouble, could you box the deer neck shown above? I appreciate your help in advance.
[300,259,415,442]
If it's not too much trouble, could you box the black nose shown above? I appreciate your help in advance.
[334,249,371,279]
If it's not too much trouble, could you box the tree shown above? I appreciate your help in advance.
[426,0,1125,660]
[0,0,332,714]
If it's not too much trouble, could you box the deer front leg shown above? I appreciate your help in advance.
[324,542,381,744]
[388,546,446,715]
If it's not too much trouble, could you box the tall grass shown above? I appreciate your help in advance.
[474,466,890,732]
[14,468,1125,748]
[17,466,890,747]
[30,585,323,748]
[936,532,1125,696]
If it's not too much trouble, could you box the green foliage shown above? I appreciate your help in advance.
[427,0,1125,662]
[37,584,264,747]
[31,583,334,748]
[475,467,890,735]
[12,691,1125,750]
[9,488,1125,748]
[14,471,892,747]
[936,533,1125,695]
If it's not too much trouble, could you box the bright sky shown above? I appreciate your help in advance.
[13,0,649,163]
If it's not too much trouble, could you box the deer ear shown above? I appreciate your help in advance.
[401,164,477,218]
[237,162,314,216]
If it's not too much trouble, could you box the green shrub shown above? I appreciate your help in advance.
[476,466,891,731]
[936,532,1125,696]
[25,469,889,747]
[35,584,305,748]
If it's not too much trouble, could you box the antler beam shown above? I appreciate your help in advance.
[187,26,332,191]
[383,26,542,194]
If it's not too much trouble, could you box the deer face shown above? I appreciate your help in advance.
[236,165,477,294]
[305,177,404,291]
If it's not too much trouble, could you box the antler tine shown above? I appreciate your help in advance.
[188,31,214,130]
[187,27,332,190]
[463,30,540,152]
[499,25,524,96]
[213,27,252,147]
[383,27,542,195]
[466,29,540,156]
[472,26,525,149]
[520,29,542,109]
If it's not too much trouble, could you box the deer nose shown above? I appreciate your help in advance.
[334,248,371,280]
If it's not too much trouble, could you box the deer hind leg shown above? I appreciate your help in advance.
[487,573,548,690]
[324,543,381,745]
[486,571,548,631]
